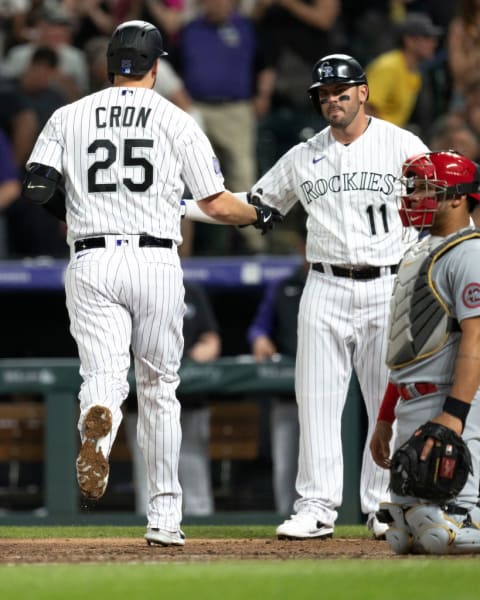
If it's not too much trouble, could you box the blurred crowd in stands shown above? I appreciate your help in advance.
[0,0,478,259]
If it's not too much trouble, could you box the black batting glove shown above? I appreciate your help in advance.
[252,203,283,234]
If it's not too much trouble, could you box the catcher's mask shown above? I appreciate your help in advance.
[399,150,480,231]
[107,20,167,83]
[308,54,368,114]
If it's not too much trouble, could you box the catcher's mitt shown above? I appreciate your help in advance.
[390,421,473,502]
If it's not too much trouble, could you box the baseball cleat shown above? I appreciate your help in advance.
[145,528,186,546]
[76,405,112,500]
[367,513,389,540]
[276,513,333,540]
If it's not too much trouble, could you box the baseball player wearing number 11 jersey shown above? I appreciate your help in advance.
[252,53,429,540]
[22,20,281,546]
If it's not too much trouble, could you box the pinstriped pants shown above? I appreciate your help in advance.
[294,268,394,525]
[65,236,185,530]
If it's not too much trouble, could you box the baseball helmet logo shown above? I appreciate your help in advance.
[319,63,334,78]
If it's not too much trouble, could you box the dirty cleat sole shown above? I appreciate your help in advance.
[76,405,112,500]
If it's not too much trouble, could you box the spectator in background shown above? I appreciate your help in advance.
[0,45,68,259]
[247,228,307,515]
[137,0,186,46]
[447,0,480,112]
[63,0,118,49]
[0,0,32,56]
[175,0,274,254]
[429,117,479,162]
[83,35,111,92]
[1,5,89,99]
[126,281,221,517]
[16,46,70,127]
[366,12,441,133]
[460,77,480,152]
[0,129,20,209]
[0,128,21,258]
[0,75,38,168]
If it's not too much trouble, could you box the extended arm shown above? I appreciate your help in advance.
[182,191,283,234]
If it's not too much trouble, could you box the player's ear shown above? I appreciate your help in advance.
[358,84,369,104]
[451,195,466,208]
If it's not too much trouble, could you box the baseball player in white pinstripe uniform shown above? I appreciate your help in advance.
[250,54,429,540]
[21,20,281,546]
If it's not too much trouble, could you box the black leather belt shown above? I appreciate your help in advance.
[74,235,173,252]
[312,263,398,280]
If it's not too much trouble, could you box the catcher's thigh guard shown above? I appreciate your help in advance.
[378,502,414,555]
[405,504,480,554]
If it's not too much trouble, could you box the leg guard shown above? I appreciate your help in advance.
[378,502,414,555]
[405,504,480,555]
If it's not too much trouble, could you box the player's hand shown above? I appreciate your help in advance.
[252,203,283,234]
[252,335,277,362]
[369,420,393,469]
[419,411,463,461]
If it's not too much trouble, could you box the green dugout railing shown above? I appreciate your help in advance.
[0,357,364,525]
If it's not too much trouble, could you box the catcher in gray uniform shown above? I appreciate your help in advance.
[370,150,480,554]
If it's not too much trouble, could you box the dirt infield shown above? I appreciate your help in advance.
[0,537,395,563]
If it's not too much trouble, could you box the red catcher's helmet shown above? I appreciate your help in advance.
[399,150,480,230]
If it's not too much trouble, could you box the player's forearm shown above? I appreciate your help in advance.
[376,381,398,424]
[196,191,257,226]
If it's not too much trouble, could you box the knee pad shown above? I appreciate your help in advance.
[405,504,480,554]
[405,504,447,531]
[379,502,414,554]
[385,527,415,555]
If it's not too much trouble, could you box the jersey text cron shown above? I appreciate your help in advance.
[95,105,152,128]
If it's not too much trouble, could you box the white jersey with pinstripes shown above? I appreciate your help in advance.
[255,117,429,265]
[27,86,225,245]
[26,85,225,533]
[258,116,430,530]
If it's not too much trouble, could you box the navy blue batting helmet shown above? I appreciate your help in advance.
[107,20,167,83]
[308,54,368,113]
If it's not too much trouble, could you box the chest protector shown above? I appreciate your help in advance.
[386,229,480,369]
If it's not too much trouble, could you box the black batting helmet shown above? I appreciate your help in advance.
[107,20,167,83]
[308,54,368,113]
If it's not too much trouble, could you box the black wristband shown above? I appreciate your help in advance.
[443,395,471,428]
